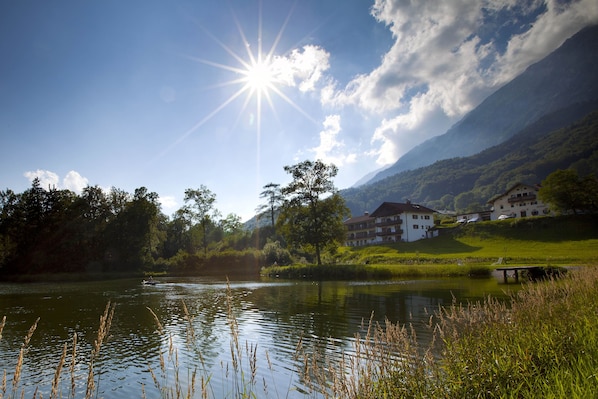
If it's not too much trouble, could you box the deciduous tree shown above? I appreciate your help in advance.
[277,160,349,266]
[538,169,597,214]
[183,186,220,255]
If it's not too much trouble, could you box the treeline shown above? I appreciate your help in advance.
[342,106,598,214]
[0,180,273,277]
[0,160,349,278]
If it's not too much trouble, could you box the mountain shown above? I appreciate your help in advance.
[350,164,391,187]
[366,24,598,185]
[340,105,598,216]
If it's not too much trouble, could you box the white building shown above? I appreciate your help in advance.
[488,183,551,220]
[367,201,437,244]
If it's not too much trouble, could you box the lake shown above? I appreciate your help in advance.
[0,275,518,398]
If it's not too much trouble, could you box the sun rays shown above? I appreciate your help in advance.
[152,2,325,169]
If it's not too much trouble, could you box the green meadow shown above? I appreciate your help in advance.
[267,215,598,279]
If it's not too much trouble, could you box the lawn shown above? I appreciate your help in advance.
[335,215,598,267]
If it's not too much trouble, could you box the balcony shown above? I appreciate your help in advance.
[349,231,376,239]
[377,229,403,237]
[375,219,403,227]
[507,194,536,203]
[347,223,375,231]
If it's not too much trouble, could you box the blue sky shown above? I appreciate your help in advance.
[1,0,597,221]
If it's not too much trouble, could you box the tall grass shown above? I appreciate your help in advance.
[1,267,596,398]
[303,266,598,398]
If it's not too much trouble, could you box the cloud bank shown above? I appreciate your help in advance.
[320,0,598,167]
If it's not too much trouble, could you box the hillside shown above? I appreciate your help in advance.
[341,106,598,215]
[335,215,598,266]
[367,24,598,184]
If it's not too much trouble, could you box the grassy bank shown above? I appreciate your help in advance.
[263,262,494,279]
[306,265,598,398]
[264,216,598,279]
[337,215,598,266]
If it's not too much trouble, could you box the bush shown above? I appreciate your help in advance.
[262,240,292,266]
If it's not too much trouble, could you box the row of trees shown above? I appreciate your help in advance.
[0,160,349,276]
[2,157,591,277]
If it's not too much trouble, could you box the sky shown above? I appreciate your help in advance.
[1,0,597,221]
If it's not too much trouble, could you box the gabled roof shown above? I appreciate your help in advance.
[344,213,374,224]
[487,182,541,203]
[370,202,435,217]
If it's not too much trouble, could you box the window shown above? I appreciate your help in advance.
[413,225,419,229]
[412,215,419,219]
[424,215,430,220]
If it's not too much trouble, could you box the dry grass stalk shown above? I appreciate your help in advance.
[85,302,115,399]
[69,333,77,399]
[50,342,67,399]
[0,316,6,341]
[146,307,163,335]
[1,370,7,399]
[146,305,201,399]
[10,317,39,398]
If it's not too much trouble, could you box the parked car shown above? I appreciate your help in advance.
[497,214,514,220]
[467,217,480,223]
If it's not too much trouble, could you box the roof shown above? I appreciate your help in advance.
[370,202,436,217]
[344,213,374,224]
[487,182,541,203]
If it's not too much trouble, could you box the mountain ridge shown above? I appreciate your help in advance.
[365,24,598,185]
[340,104,598,215]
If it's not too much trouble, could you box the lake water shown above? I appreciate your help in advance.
[0,275,517,398]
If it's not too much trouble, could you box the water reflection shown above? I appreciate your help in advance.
[0,276,516,398]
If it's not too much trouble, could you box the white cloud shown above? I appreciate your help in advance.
[24,170,59,189]
[493,0,598,83]
[271,45,330,92]
[322,0,598,166]
[63,170,89,194]
[24,169,89,194]
[159,195,179,213]
[310,114,357,166]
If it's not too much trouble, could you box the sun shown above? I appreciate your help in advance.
[243,57,277,94]
[156,5,318,162]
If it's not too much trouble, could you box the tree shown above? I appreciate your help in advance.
[277,160,350,266]
[183,186,220,255]
[105,187,163,271]
[256,183,283,230]
[538,169,595,215]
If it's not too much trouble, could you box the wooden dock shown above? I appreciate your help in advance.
[495,266,542,284]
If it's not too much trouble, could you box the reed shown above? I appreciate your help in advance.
[85,301,115,399]
[302,266,598,398]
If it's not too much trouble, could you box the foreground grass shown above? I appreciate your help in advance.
[305,266,598,398]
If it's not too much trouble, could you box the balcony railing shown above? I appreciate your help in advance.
[348,231,377,239]
[507,194,536,203]
[376,229,403,237]
[375,219,403,227]
[347,224,376,231]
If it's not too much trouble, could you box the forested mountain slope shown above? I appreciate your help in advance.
[341,106,598,215]
[367,24,598,184]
